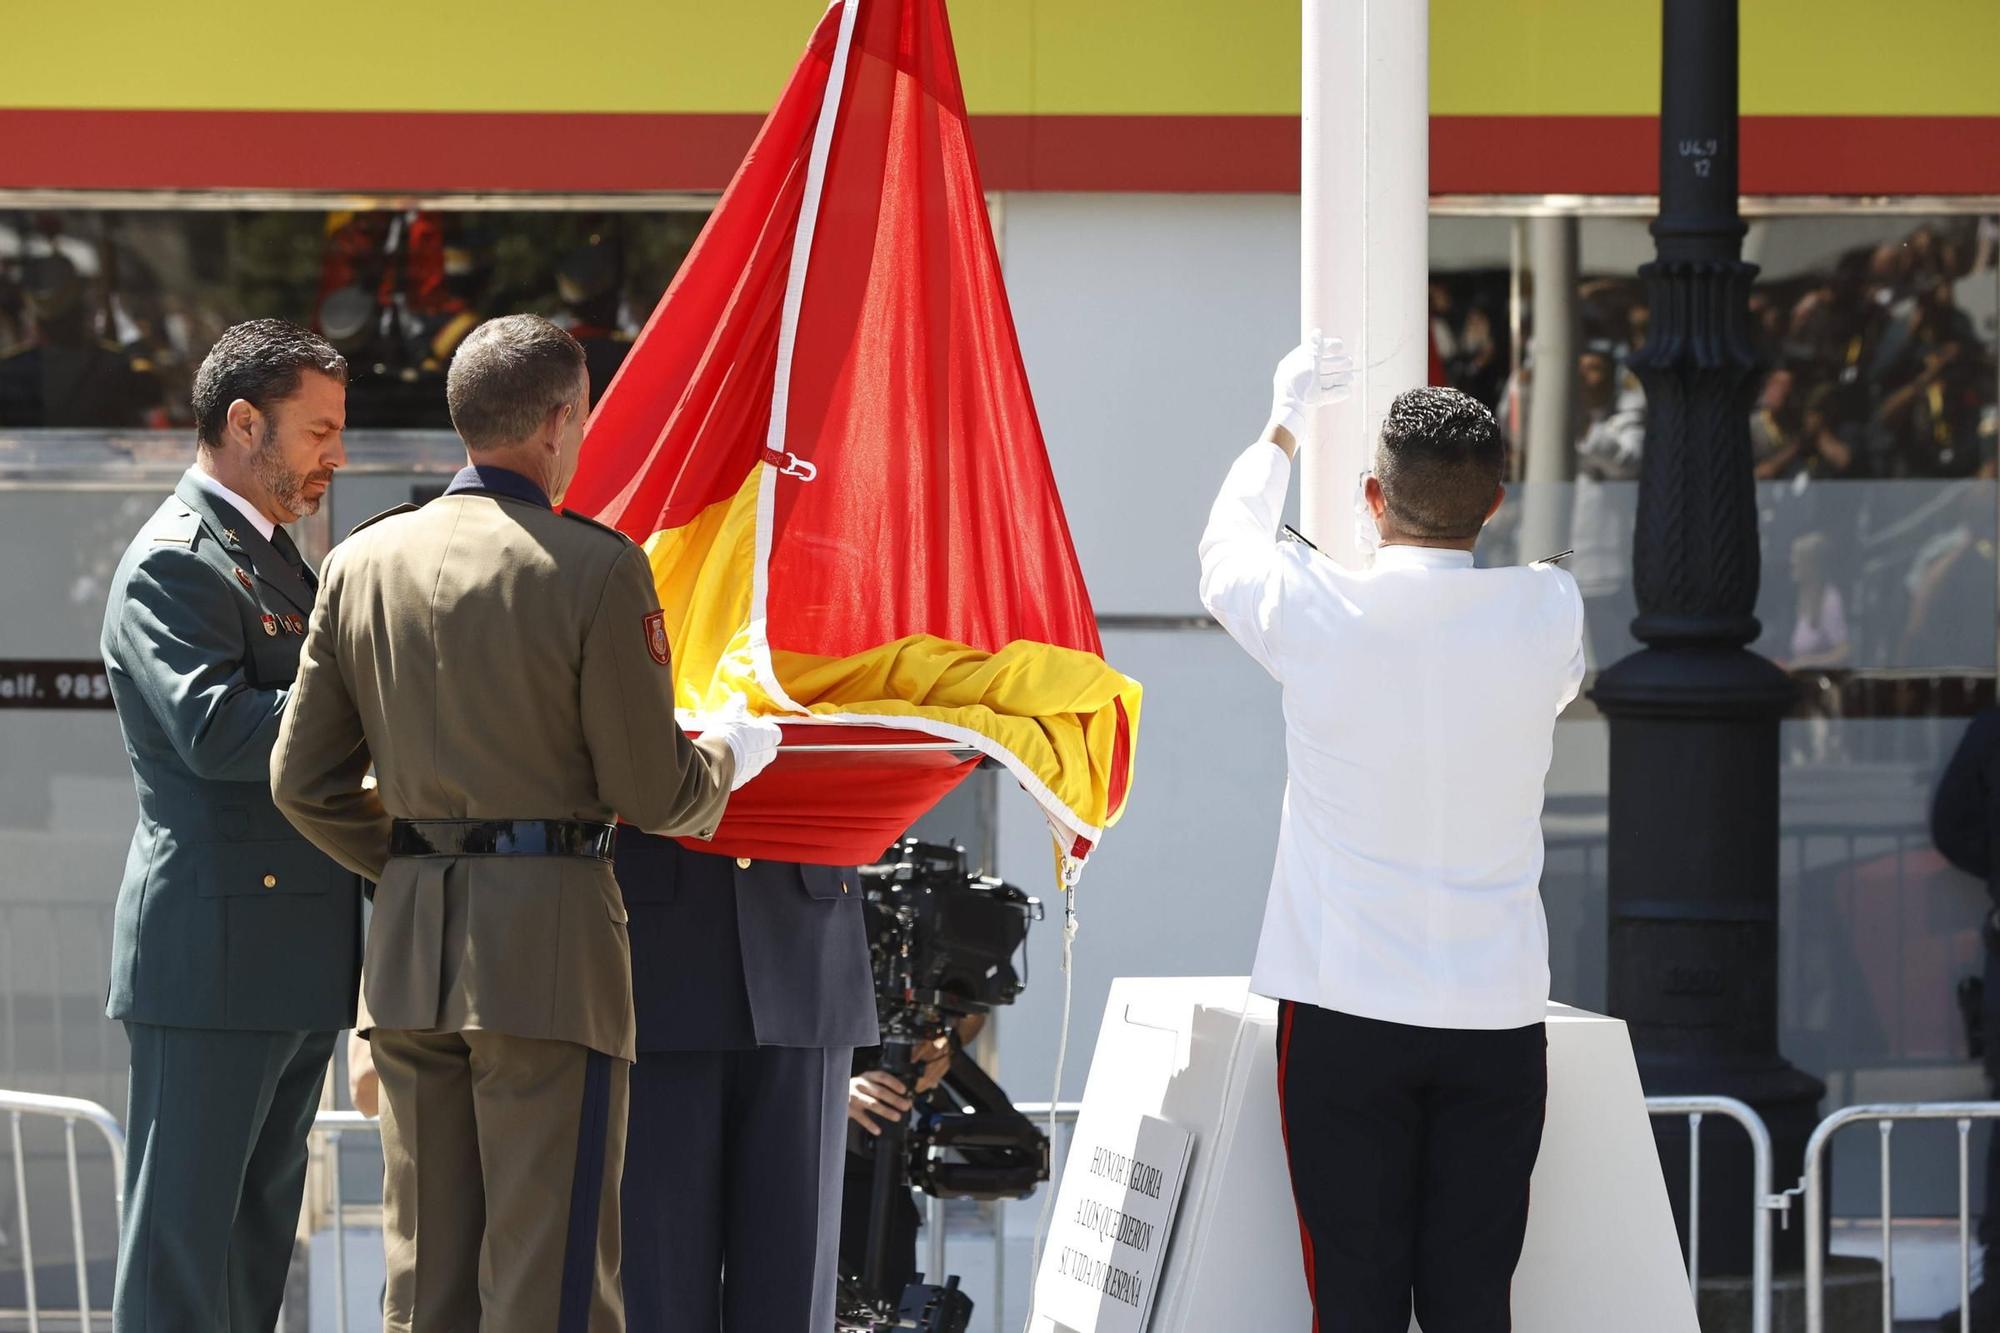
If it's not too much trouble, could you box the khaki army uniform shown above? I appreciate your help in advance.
[272,468,734,1333]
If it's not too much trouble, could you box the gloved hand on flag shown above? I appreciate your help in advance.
[707,696,784,792]
[1267,330,1355,450]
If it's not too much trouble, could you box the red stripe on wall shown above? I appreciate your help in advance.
[1432,115,2000,197]
[973,114,1299,192]
[1745,116,2000,197]
[0,108,1994,196]
[1431,115,1654,196]
[0,108,767,194]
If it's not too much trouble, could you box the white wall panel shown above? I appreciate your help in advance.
[1002,193,1301,616]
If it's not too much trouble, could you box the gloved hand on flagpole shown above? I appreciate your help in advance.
[707,695,784,791]
[1265,329,1355,456]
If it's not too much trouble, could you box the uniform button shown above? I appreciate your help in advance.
[736,857,753,870]
[262,874,278,889]
[842,881,851,894]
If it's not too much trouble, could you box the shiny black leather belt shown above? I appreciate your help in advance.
[389,819,618,862]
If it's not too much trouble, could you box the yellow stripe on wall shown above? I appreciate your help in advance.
[1739,0,2000,117]
[1430,1,1658,116]
[3,2,1995,119]
[1432,0,2000,117]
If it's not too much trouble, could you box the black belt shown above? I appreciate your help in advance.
[389,819,618,862]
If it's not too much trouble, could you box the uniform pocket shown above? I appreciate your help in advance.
[799,864,854,902]
[196,838,338,897]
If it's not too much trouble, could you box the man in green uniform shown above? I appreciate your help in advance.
[101,319,358,1332]
[271,314,779,1333]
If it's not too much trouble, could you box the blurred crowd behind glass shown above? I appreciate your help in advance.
[1430,214,2000,708]
[4,206,1997,699]
[0,208,707,434]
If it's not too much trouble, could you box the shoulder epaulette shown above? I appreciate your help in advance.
[347,503,420,539]
[560,508,632,542]
[148,509,203,547]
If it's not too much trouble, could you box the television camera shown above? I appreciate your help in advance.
[836,839,1048,1333]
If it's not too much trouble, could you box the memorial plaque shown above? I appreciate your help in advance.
[1035,1113,1193,1333]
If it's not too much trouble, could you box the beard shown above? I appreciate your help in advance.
[250,443,332,519]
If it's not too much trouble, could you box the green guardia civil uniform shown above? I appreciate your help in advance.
[101,468,363,1333]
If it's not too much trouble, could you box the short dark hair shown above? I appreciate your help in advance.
[192,320,347,448]
[1375,386,1507,540]
[445,315,587,450]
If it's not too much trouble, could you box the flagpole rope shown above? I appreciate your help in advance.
[1024,844,1080,1330]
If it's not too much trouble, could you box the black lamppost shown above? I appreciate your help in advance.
[1591,0,1825,1278]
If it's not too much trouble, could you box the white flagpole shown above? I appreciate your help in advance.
[1300,0,1430,570]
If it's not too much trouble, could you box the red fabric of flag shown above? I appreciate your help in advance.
[564,0,1139,869]
[771,0,1104,660]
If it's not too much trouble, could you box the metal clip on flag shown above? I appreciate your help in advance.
[566,0,1141,870]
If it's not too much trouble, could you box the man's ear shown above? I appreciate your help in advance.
[224,398,261,448]
[1364,474,1389,519]
[545,400,573,450]
[1485,483,1507,526]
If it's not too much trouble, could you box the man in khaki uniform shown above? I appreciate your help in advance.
[272,315,781,1333]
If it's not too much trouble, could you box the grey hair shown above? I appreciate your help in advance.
[445,315,588,451]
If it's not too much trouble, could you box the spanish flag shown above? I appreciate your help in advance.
[565,0,1141,870]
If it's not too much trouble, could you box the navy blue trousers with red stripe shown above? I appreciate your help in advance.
[1274,1001,1547,1333]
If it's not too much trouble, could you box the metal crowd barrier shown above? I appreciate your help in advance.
[1645,1095,1781,1333]
[30,1089,2000,1333]
[0,1090,125,1333]
[1799,1101,2000,1333]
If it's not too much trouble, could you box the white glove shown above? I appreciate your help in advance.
[707,697,783,791]
[1267,330,1355,444]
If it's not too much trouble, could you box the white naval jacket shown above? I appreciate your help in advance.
[1198,441,1586,1030]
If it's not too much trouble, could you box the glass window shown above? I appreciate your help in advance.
[0,207,710,431]
[1428,215,1517,417]
[1483,213,2000,675]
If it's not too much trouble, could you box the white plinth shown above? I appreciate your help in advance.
[1029,978,1696,1333]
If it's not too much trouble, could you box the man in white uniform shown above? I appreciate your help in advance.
[1199,340,1586,1333]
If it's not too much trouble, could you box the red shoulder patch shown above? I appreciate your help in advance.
[643,610,670,666]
